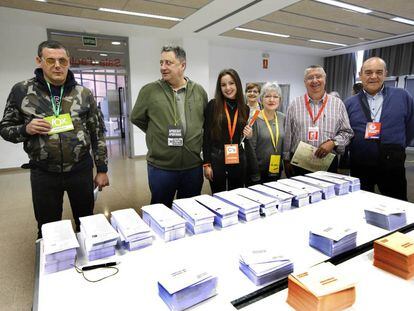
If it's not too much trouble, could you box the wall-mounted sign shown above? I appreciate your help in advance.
[82,36,97,47]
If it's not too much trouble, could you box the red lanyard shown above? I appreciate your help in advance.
[224,102,238,143]
[305,94,328,124]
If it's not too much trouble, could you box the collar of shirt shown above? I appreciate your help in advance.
[308,92,327,106]
[363,85,384,100]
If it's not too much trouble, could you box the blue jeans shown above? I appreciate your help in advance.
[147,164,204,207]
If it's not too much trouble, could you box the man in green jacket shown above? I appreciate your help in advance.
[131,45,208,207]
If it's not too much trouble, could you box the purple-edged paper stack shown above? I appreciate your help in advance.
[111,208,153,251]
[78,214,119,261]
[41,220,79,274]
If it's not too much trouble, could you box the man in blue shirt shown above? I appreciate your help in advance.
[345,57,414,200]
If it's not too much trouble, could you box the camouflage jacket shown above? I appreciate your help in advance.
[0,69,108,173]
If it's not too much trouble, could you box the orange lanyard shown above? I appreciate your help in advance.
[305,94,328,124]
[224,102,238,143]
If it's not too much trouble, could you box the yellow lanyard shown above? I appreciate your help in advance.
[262,110,279,152]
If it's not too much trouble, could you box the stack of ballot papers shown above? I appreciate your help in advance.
[306,172,350,195]
[110,208,153,251]
[232,187,278,216]
[41,220,79,274]
[158,267,218,311]
[287,262,356,311]
[239,249,294,286]
[214,191,261,221]
[249,184,293,212]
[314,171,360,192]
[79,214,119,261]
[364,203,407,231]
[291,175,336,200]
[141,204,186,242]
[172,198,215,234]
[309,226,357,257]
[277,178,323,203]
[374,232,414,279]
[265,181,310,207]
[193,194,239,228]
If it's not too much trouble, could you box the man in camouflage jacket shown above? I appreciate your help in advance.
[0,40,109,237]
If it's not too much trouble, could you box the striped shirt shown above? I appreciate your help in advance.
[283,93,353,160]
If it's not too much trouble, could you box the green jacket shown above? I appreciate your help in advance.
[131,79,207,170]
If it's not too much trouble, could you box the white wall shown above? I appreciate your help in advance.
[0,7,323,169]
[208,45,322,100]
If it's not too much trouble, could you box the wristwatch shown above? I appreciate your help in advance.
[330,139,339,147]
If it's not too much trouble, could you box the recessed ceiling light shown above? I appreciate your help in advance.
[391,17,414,26]
[309,39,347,47]
[235,27,290,38]
[34,0,47,2]
[99,8,183,22]
[315,0,372,14]
[111,41,121,46]
[100,53,108,57]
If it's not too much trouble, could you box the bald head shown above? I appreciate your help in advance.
[359,57,388,96]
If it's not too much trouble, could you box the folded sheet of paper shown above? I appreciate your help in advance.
[291,141,335,172]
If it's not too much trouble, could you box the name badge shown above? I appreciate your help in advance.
[168,125,183,147]
[44,113,74,135]
[307,126,319,142]
[269,155,281,174]
[365,122,381,139]
[224,144,240,165]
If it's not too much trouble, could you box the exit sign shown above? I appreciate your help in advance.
[82,36,97,47]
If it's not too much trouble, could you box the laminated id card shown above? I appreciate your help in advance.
[364,122,381,139]
[269,155,281,174]
[307,126,319,142]
[224,144,239,164]
[168,125,183,146]
[44,113,74,135]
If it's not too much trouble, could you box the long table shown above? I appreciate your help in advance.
[33,191,414,310]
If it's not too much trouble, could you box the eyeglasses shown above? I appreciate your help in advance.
[305,74,324,82]
[246,89,259,94]
[264,95,280,100]
[42,57,69,67]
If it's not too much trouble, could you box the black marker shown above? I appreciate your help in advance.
[82,261,120,271]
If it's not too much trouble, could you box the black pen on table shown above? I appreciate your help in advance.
[82,261,120,271]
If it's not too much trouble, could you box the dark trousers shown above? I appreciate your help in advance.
[209,148,246,193]
[30,167,94,238]
[351,164,407,201]
[292,156,339,177]
[147,164,203,207]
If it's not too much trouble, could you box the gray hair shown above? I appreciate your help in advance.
[161,45,186,62]
[38,40,70,58]
[304,65,326,78]
[260,82,282,102]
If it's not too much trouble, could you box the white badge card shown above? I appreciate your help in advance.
[167,125,183,147]
[364,122,381,140]
[307,126,319,142]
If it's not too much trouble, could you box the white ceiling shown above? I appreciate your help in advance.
[1,0,414,56]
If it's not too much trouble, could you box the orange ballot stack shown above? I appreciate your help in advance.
[287,262,356,311]
[374,232,414,279]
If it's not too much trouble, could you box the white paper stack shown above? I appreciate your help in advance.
[41,220,79,274]
[158,267,218,311]
[306,172,350,195]
[193,194,239,228]
[249,184,293,212]
[214,191,261,222]
[141,204,186,242]
[265,181,310,207]
[365,203,407,231]
[309,226,357,257]
[277,179,323,203]
[239,249,294,286]
[291,175,336,200]
[172,198,216,234]
[314,171,360,192]
[111,208,153,251]
[79,214,119,261]
[232,187,278,216]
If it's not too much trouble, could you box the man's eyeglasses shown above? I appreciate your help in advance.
[306,75,324,82]
[42,57,69,67]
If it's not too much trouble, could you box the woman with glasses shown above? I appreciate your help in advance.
[245,83,261,119]
[203,69,255,193]
[250,82,285,183]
